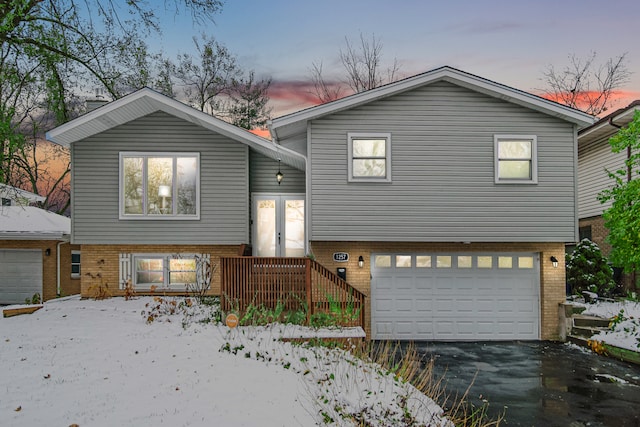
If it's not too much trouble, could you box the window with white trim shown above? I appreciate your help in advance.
[348,133,391,182]
[71,250,81,278]
[494,135,537,184]
[119,152,200,219]
[131,254,203,290]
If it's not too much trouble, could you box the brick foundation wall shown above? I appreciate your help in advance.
[310,241,566,341]
[579,216,611,256]
[80,244,242,298]
[59,243,81,296]
[578,216,638,290]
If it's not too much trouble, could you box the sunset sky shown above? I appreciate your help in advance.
[156,0,639,117]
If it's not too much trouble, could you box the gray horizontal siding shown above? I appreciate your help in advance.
[309,81,577,242]
[249,151,305,194]
[279,133,307,156]
[71,111,248,244]
[578,135,625,219]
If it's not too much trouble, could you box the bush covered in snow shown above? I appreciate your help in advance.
[566,239,615,297]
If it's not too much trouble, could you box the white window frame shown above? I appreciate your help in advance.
[118,152,200,220]
[131,253,200,290]
[71,250,81,278]
[347,132,392,182]
[494,135,538,184]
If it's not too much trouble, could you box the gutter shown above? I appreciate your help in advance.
[57,241,64,296]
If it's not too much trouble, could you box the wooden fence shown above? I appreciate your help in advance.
[220,257,365,328]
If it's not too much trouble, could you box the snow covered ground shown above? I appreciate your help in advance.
[0,296,448,426]
[579,299,640,352]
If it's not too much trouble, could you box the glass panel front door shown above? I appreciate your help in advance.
[253,194,305,257]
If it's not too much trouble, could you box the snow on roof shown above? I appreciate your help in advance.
[0,206,70,240]
[0,183,46,204]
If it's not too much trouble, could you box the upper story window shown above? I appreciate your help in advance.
[348,132,391,182]
[494,135,538,184]
[119,152,200,219]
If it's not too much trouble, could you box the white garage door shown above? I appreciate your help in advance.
[371,253,540,340]
[0,249,43,305]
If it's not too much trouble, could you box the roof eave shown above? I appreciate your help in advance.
[270,66,594,139]
[46,88,306,170]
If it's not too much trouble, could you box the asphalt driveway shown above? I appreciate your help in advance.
[410,341,640,426]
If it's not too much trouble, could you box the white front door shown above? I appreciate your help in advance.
[252,194,305,257]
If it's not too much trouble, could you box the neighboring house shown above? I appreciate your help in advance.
[46,66,594,341]
[576,100,640,286]
[0,184,81,304]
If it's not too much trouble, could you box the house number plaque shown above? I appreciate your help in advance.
[333,252,349,262]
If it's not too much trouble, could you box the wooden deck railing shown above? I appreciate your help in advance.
[220,257,365,328]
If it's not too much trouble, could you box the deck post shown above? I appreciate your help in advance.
[305,257,312,324]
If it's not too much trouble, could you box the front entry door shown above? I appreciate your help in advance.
[253,194,305,257]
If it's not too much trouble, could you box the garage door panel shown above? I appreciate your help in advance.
[395,276,413,290]
[371,252,540,340]
[457,299,475,312]
[395,298,413,312]
[414,298,432,313]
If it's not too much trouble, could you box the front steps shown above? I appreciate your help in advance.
[560,302,611,343]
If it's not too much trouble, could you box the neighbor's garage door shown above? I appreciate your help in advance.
[371,253,540,340]
[0,249,42,305]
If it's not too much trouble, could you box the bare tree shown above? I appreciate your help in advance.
[174,35,241,115]
[541,52,631,116]
[309,32,401,104]
[309,61,343,103]
[340,33,400,93]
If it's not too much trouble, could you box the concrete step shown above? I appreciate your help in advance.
[572,305,587,315]
[573,314,611,328]
[571,325,609,338]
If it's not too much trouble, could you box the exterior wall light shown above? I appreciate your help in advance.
[550,256,559,268]
[276,159,284,185]
[45,248,51,256]
[358,255,364,268]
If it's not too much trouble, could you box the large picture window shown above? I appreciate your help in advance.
[494,135,537,184]
[120,152,199,219]
[348,133,391,182]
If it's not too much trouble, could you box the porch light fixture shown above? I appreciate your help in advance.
[550,256,559,268]
[276,159,284,185]
[358,255,364,268]
[45,248,51,256]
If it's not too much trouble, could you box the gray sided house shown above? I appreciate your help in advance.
[47,88,305,298]
[48,66,594,341]
[270,66,593,341]
[576,100,640,285]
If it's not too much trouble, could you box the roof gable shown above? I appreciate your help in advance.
[46,88,305,170]
[270,66,595,141]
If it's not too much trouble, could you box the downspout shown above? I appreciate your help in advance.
[56,240,64,296]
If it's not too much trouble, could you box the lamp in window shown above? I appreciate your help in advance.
[358,255,364,268]
[158,185,171,213]
[550,256,559,268]
[276,159,284,185]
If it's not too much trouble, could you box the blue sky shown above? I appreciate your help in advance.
[155,0,640,116]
